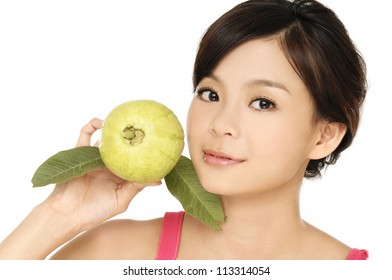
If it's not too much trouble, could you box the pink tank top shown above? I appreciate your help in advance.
[155,211,368,260]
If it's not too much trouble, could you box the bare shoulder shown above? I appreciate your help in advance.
[302,222,352,260]
[50,217,163,260]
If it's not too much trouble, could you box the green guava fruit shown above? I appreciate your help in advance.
[99,100,185,183]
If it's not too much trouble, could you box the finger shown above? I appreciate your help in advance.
[76,118,103,147]
[115,183,144,213]
[115,181,161,212]
[133,181,162,189]
[118,180,162,191]
[146,181,163,187]
[93,140,101,147]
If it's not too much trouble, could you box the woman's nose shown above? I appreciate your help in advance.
[208,105,240,138]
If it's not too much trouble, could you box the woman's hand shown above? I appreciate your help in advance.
[0,118,160,259]
[44,118,161,232]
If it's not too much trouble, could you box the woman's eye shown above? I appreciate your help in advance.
[196,88,219,102]
[250,98,276,110]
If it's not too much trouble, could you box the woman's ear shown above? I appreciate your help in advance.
[309,121,347,160]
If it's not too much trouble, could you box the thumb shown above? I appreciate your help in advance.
[115,181,162,213]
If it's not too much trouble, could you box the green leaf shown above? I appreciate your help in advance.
[164,156,225,231]
[31,146,105,187]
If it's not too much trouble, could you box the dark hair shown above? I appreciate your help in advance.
[193,0,367,178]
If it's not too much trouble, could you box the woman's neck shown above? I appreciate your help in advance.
[198,180,307,259]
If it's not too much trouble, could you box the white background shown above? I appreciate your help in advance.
[0,0,390,263]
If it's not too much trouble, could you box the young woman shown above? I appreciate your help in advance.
[0,0,368,260]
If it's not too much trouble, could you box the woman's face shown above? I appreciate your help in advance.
[187,37,322,196]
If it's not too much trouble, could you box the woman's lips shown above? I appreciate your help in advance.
[203,150,245,167]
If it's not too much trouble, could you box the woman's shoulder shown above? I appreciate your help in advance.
[302,222,358,260]
[50,217,163,260]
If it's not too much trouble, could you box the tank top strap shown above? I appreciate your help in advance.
[346,248,369,260]
[155,211,185,260]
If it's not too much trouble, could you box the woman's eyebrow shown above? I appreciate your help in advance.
[206,74,290,94]
[246,79,291,94]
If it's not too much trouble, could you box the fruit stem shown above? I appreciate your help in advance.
[123,126,145,145]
